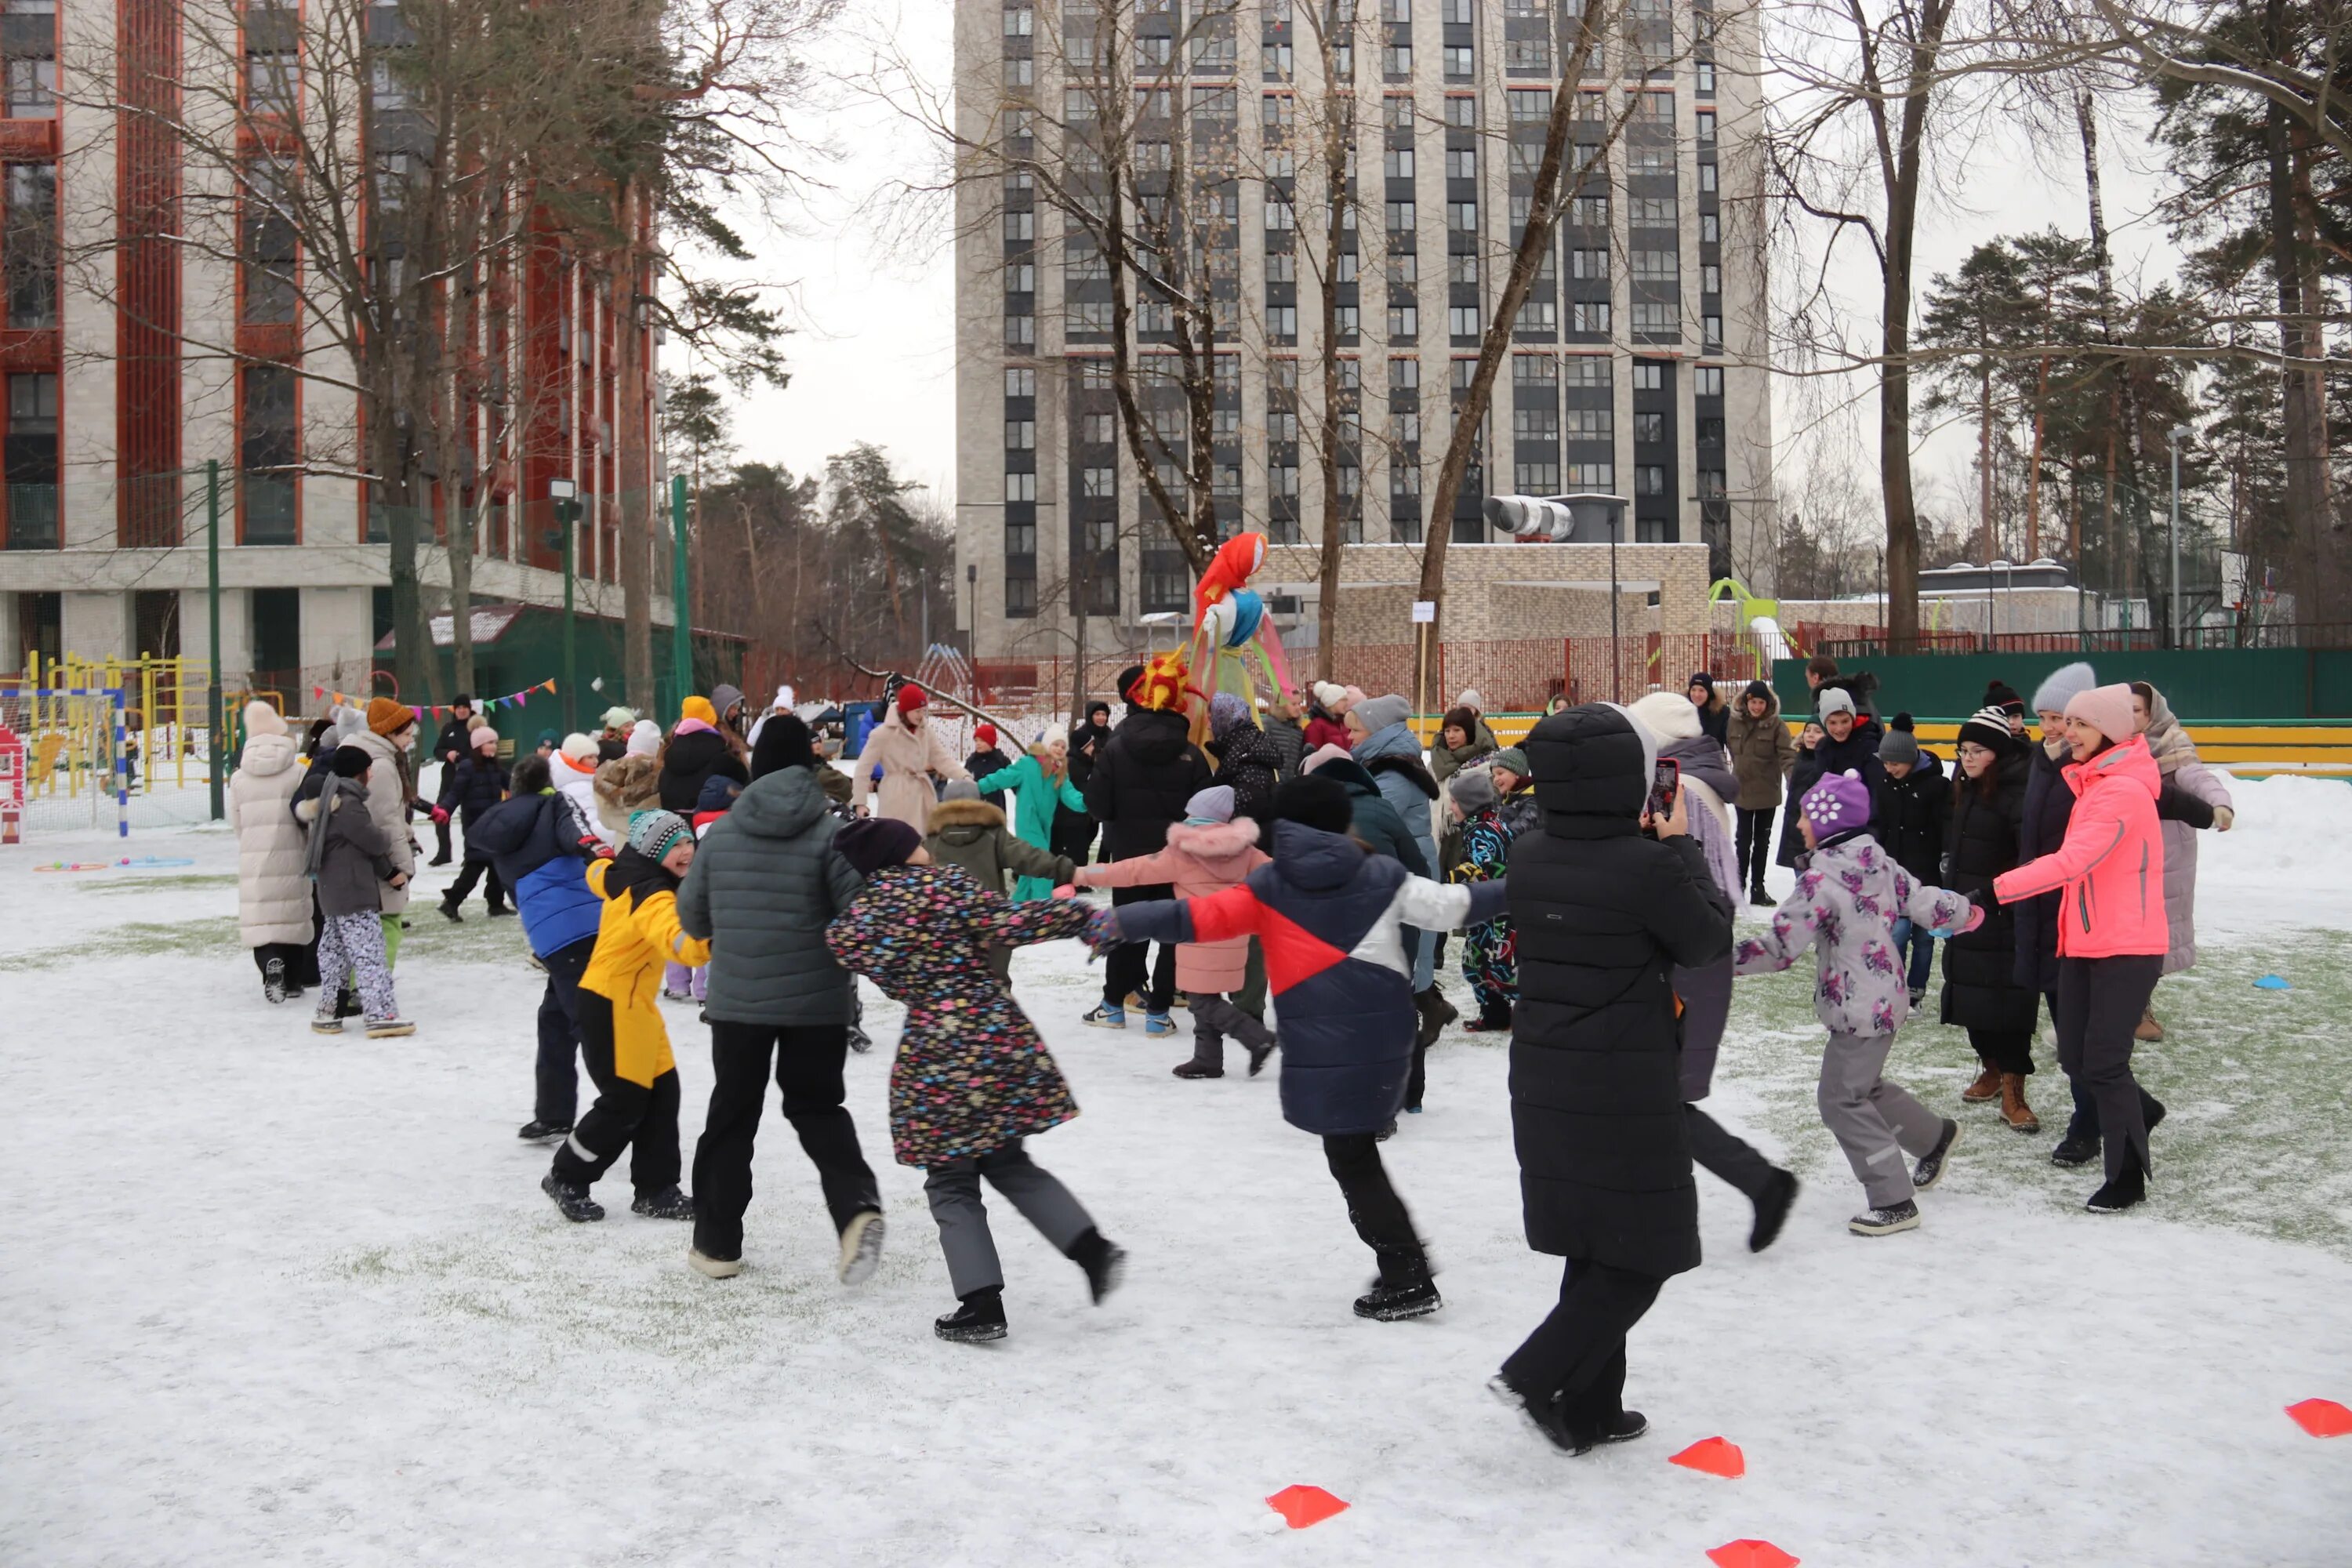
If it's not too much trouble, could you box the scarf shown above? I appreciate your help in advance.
[2140,688,2197,778]
[303,775,347,883]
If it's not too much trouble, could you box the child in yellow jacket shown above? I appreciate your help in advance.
[543,810,712,1223]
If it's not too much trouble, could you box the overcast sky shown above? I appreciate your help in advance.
[682,5,2184,545]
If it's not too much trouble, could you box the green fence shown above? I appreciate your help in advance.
[1772,648,2352,725]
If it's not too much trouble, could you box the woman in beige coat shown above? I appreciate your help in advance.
[854,684,968,833]
[230,700,317,1001]
[353,699,422,942]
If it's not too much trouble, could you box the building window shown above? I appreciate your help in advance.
[1387,303,1418,338]
[1695,365,1725,397]
[1081,466,1116,498]
[1514,462,1559,492]
[1563,461,1612,489]
[1005,471,1036,502]
[1702,263,1721,296]
[1512,408,1559,442]
[1508,89,1551,122]
[1700,467,1726,498]
[1447,304,1479,338]
[1005,419,1035,449]
[1268,304,1298,339]
[3,369,57,548]
[1514,298,1555,332]
[1512,353,1555,385]
[1568,195,1610,227]
[1632,361,1663,390]
[1563,355,1611,387]
[1633,412,1664,444]
[1570,300,1610,332]
[241,159,298,324]
[1005,572,1037,618]
[3,161,55,329]
[5,55,54,119]
[1444,94,1476,127]
[1563,407,1612,438]
[1697,109,1716,143]
[241,364,298,544]
[1701,212,1721,243]
[1443,45,1473,78]
[1704,314,1723,348]
[1005,313,1036,348]
[1635,464,1666,495]
[1630,301,1679,337]
[1002,210,1033,241]
[1005,367,1036,397]
[1697,60,1715,94]
[1699,162,1718,193]
[1385,200,1414,231]
[1628,195,1676,227]
[1630,249,1679,282]
[1697,417,1725,445]
[1383,146,1414,180]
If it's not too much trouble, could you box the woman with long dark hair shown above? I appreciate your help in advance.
[1939,706,2042,1132]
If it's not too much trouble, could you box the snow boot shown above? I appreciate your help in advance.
[1144,1012,1177,1037]
[1749,886,1777,909]
[1413,988,1457,1051]
[516,1119,572,1144]
[542,1173,604,1222]
[263,956,289,1004]
[1848,1199,1921,1236]
[688,1247,742,1279]
[310,1014,345,1036]
[363,1014,416,1039]
[631,1185,695,1221]
[1907,985,1928,1009]
[935,1287,1008,1343]
[838,1210,886,1286]
[2135,1006,2164,1043]
[1998,1074,2040,1134]
[848,1023,873,1054]
[1961,1063,2002,1103]
[1489,1375,1584,1455]
[1748,1168,1799,1253]
[2050,1130,2100,1167]
[1081,1001,1127,1030]
[1067,1228,1127,1304]
[1171,1059,1222,1079]
[438,895,463,924]
[1911,1118,1962,1190]
[2085,1163,2147,1214]
[1244,1034,1277,1076]
[1352,1274,1441,1322]
[487,905,514,919]
[1592,1409,1650,1446]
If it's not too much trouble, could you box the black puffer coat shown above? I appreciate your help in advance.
[435,752,510,829]
[1210,719,1285,842]
[1509,704,1733,1279]
[1083,707,1212,862]
[1878,748,1951,886]
[659,728,748,814]
[1940,750,2040,1034]
[1776,738,1827,868]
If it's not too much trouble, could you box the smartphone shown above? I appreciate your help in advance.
[1646,757,1680,821]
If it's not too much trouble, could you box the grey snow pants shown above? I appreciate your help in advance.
[924,1138,1095,1298]
[1818,1030,1946,1208]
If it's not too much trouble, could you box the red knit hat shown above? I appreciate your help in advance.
[895,684,927,715]
[974,721,997,746]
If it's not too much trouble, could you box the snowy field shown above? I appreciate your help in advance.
[3,775,2349,1566]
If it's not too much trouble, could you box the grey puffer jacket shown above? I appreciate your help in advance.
[676,764,866,1025]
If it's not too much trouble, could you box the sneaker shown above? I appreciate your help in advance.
[1081,1002,1127,1029]
[542,1172,604,1222]
[1353,1276,1442,1322]
[838,1210,886,1286]
[661,989,693,1003]
[630,1185,695,1221]
[310,1014,345,1036]
[1748,1169,1799,1253]
[1143,1012,1177,1037]
[1171,1059,1222,1079]
[1912,1117,1961,1190]
[1069,1229,1127,1304]
[363,1014,416,1038]
[1961,1064,2003,1103]
[2085,1166,2148,1214]
[935,1290,1008,1343]
[688,1247,742,1279]
[438,898,463,924]
[848,1025,873,1054]
[516,1119,572,1144]
[263,956,288,1004]
[2050,1130,2100,1167]
[1907,985,1928,1008]
[1849,1199,1922,1236]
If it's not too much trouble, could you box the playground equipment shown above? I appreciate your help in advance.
[0,681,131,838]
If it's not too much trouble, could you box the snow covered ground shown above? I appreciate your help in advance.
[3,775,2348,1566]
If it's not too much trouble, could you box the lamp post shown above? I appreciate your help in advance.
[206,459,223,821]
[2168,425,2190,649]
[548,478,579,731]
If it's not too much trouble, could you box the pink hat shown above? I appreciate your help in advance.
[469,725,499,750]
[2063,683,2138,746]
[1801,769,1873,837]
[1301,742,1354,775]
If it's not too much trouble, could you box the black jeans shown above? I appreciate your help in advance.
[692,1020,880,1261]
[1968,1027,2036,1077]
[1103,881,1178,1012]
[1323,1133,1427,1285]
[1686,1104,1780,1201]
[551,991,681,1196]
[533,937,594,1126]
[445,853,506,912]
[2055,954,2165,1183]
[1051,806,1097,867]
[1501,1258,1666,1438]
[1735,807,1776,891]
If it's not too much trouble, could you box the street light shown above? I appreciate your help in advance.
[547,478,580,731]
[2167,426,2190,650]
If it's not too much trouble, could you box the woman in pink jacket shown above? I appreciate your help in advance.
[1992,683,2167,1214]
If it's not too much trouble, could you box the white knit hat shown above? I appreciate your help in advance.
[561,732,599,764]
[1312,681,1347,710]
[625,719,662,757]
[1456,688,1485,712]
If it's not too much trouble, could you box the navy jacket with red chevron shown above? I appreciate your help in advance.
[1112,820,1507,1136]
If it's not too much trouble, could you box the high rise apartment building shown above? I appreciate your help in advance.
[955,0,1773,663]
[0,0,659,695]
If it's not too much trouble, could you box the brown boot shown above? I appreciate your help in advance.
[1998,1073,2040,1134]
[2135,1006,2164,1043]
[1961,1063,2002,1103]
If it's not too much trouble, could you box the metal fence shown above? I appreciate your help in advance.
[1817,623,2352,662]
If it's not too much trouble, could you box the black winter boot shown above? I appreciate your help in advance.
[631,1185,695,1221]
[935,1287,1008,1343]
[541,1173,604,1222]
[1748,1168,1799,1253]
[1066,1228,1127,1304]
[1353,1273,1442,1321]
[1414,988,1457,1051]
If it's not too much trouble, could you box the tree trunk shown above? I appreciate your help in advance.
[2267,84,2334,615]
[1977,360,1994,564]
[614,204,655,710]
[2025,356,2049,560]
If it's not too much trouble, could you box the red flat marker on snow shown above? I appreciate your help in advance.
[1669,1436,1747,1479]
[1706,1540,1799,1568]
[2285,1398,2352,1438]
[1265,1485,1349,1529]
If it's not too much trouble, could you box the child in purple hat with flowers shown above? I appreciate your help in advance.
[1734,769,1982,1237]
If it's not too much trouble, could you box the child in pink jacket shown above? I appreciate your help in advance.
[1073,786,1273,1079]
[1993,682,2168,1214]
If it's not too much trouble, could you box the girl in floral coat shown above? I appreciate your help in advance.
[823,817,1127,1345]
[1444,768,1517,1032]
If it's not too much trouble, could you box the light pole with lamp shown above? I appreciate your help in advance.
[546,478,579,731]
[2167,425,2190,649]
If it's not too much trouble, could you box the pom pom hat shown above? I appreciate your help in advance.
[1802,770,1872,837]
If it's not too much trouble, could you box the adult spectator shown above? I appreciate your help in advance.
[427,694,478,865]
[1057,699,1113,866]
[659,695,751,815]
[1083,664,1212,1033]
[1725,680,1795,906]
[1261,688,1308,778]
[1940,706,2042,1133]
[1686,673,1729,746]
[1347,693,1450,1044]
[2129,681,2234,1041]
[852,684,967,833]
[230,700,318,1004]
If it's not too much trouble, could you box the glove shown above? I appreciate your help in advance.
[1051,884,1078,900]
[430,806,450,825]
[1081,906,1123,954]
[2213,805,2234,832]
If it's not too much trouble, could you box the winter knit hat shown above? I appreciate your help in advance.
[2064,683,2138,746]
[329,743,373,779]
[751,713,818,779]
[1449,767,1499,812]
[1817,686,1858,720]
[2031,661,2097,719]
[1353,694,1412,733]
[469,725,499,751]
[680,695,718,726]
[1273,774,1354,836]
[1688,672,1716,699]
[626,808,694,863]
[1311,681,1348,711]
[241,699,286,738]
[1185,784,1236,825]
[1300,742,1353,775]
[1456,688,1486,713]
[695,775,742,814]
[1958,706,2019,756]
[1878,717,1920,768]
[561,733,599,764]
[942,779,982,803]
[1742,679,1774,706]
[1209,691,1251,736]
[1041,721,1069,749]
[600,706,638,732]
[626,720,662,757]
[1490,746,1530,780]
[1984,681,2024,716]
[1801,769,1873,837]
[366,696,416,736]
[973,721,998,747]
[536,729,560,750]
[894,684,928,715]
[835,816,920,877]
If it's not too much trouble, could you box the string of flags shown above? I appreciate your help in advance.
[311,679,557,721]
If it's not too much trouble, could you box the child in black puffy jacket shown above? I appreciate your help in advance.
[437,726,512,920]
[1876,716,1951,1006]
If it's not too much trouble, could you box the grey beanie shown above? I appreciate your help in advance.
[1353,693,1413,732]
[1878,726,1920,767]
[942,779,981,803]
[1448,767,1499,812]
[2031,661,2097,717]
[1817,686,1858,720]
